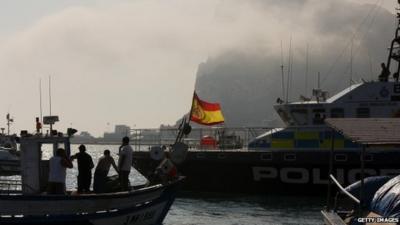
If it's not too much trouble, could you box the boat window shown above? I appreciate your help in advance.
[260,153,273,161]
[277,108,292,126]
[334,154,347,162]
[356,108,370,118]
[290,109,308,125]
[330,108,344,118]
[364,154,374,162]
[312,109,326,125]
[40,144,56,160]
[284,153,296,161]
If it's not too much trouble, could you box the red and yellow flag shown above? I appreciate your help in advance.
[190,92,224,125]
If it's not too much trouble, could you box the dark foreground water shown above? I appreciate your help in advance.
[164,195,323,225]
[25,144,325,224]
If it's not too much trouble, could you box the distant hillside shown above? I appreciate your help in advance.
[192,2,393,128]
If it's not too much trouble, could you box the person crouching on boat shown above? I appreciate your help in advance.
[93,149,119,193]
[118,136,133,191]
[47,148,73,194]
[71,144,94,193]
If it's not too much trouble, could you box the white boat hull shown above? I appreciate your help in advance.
[92,202,168,225]
[0,178,183,225]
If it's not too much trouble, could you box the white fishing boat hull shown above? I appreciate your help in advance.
[92,201,169,225]
[0,159,19,176]
[0,177,183,225]
[0,146,20,176]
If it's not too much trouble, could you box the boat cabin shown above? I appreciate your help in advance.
[248,81,400,150]
[275,82,400,127]
[20,135,71,194]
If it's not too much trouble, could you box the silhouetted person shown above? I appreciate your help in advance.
[71,144,94,193]
[93,150,118,193]
[48,148,73,194]
[118,136,133,191]
[378,62,390,82]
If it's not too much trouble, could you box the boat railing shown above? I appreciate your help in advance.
[329,174,360,205]
[129,125,342,151]
[327,174,362,222]
[130,127,274,151]
[0,179,22,195]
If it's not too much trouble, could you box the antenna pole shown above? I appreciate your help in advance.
[290,39,294,99]
[318,72,321,89]
[305,44,309,97]
[7,114,9,135]
[286,36,292,102]
[39,79,43,125]
[280,40,285,100]
[49,76,52,116]
[350,40,353,86]
[48,76,53,133]
[6,113,12,135]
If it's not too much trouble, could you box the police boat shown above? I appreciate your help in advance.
[133,1,400,195]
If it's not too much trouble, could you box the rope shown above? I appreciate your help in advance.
[320,0,383,87]
[340,0,384,82]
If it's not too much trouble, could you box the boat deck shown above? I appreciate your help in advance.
[321,210,347,225]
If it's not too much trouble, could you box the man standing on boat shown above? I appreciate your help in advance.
[93,149,119,193]
[71,144,94,193]
[48,148,73,194]
[378,62,390,82]
[118,136,133,191]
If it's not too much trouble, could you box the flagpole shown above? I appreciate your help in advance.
[175,91,195,144]
[187,91,196,124]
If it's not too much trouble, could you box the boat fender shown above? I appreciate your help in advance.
[150,146,165,161]
[183,123,192,135]
[170,142,188,165]
[370,175,400,217]
[157,158,177,178]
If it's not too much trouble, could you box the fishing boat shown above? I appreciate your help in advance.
[0,114,21,176]
[132,1,400,195]
[0,134,19,176]
[0,122,183,225]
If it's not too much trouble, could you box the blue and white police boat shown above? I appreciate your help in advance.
[133,1,400,195]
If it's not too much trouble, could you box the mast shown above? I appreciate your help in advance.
[280,40,285,101]
[48,76,53,133]
[6,113,13,135]
[286,37,292,102]
[305,44,309,97]
[39,79,43,125]
[385,1,400,79]
[350,40,353,86]
[49,76,52,117]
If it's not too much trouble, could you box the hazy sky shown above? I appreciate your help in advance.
[0,0,396,136]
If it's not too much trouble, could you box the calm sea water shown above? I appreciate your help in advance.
[18,144,325,225]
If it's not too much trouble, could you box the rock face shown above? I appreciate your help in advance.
[193,2,393,128]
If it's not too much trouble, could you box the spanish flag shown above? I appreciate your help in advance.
[190,92,225,125]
